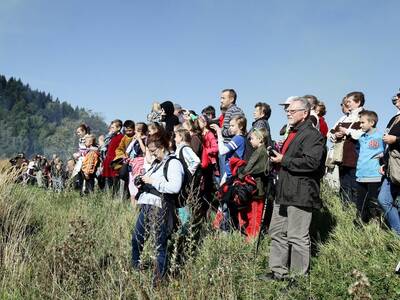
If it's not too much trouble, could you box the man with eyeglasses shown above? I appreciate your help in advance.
[259,97,325,282]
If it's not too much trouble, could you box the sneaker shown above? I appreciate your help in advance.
[258,272,284,282]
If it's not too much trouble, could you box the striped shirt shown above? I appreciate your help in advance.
[221,104,244,142]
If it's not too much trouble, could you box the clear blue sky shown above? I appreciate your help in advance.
[1,0,399,138]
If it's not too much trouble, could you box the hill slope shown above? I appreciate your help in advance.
[1,174,399,299]
[0,75,107,159]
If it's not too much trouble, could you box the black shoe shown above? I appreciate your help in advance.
[258,272,284,282]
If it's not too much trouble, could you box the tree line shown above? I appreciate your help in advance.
[0,75,107,160]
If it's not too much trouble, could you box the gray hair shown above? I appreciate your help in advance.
[291,97,311,113]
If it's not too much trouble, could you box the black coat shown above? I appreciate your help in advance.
[275,119,325,209]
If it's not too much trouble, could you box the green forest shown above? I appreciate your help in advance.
[0,75,107,160]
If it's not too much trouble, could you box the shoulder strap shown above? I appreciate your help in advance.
[178,146,190,170]
[163,156,179,182]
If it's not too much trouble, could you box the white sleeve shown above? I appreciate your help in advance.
[183,147,200,175]
[218,136,231,155]
[153,159,184,194]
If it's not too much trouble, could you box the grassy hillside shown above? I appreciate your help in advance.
[1,171,400,299]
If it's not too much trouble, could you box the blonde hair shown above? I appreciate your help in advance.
[84,134,96,145]
[231,116,247,135]
[175,128,192,143]
[251,128,268,144]
[151,102,162,113]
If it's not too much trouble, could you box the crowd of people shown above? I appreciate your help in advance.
[8,88,400,285]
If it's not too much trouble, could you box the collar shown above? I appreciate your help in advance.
[290,119,312,132]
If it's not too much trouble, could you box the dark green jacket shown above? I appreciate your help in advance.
[238,144,269,198]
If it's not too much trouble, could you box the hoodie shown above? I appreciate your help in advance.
[160,101,180,133]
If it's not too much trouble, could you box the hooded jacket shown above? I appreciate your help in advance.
[160,101,180,134]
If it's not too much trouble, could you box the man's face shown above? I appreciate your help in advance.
[286,101,307,126]
[253,106,264,120]
[220,91,233,109]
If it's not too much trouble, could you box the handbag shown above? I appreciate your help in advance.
[388,149,400,185]
[331,121,356,165]
[385,116,400,184]
[331,138,345,165]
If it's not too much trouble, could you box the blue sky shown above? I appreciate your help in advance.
[1,0,399,138]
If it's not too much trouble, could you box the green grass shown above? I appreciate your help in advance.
[1,172,400,299]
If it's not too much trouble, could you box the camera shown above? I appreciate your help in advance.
[267,146,277,158]
[134,176,144,187]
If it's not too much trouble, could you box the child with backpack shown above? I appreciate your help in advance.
[355,110,384,223]
[174,128,201,224]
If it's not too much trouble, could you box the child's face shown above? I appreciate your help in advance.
[125,127,135,137]
[250,132,262,148]
[360,115,374,133]
[174,133,183,145]
[148,127,158,135]
[198,118,206,130]
[85,137,93,147]
[110,123,121,134]
[229,120,241,135]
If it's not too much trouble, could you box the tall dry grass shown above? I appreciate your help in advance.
[1,172,400,299]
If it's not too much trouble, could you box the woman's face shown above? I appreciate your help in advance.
[76,128,86,138]
[147,143,165,161]
[346,96,360,111]
[394,96,400,110]
[198,118,206,130]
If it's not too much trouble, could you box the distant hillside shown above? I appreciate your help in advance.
[0,75,107,160]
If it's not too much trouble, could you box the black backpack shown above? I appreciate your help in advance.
[163,147,201,208]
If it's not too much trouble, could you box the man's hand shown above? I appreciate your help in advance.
[383,134,397,145]
[270,150,283,164]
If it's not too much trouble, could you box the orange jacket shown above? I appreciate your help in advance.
[82,149,99,175]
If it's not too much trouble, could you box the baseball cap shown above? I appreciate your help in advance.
[279,96,299,106]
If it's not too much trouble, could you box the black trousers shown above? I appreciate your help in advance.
[356,181,382,223]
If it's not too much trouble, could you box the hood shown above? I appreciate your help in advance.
[160,101,175,116]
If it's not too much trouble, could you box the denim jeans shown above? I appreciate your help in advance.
[339,166,358,205]
[378,178,400,235]
[131,203,175,280]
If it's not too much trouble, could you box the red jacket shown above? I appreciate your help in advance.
[102,133,123,177]
[201,131,218,169]
[319,116,328,137]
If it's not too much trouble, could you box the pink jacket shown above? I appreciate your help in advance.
[201,131,218,169]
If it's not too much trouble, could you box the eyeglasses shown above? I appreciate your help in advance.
[148,148,158,154]
[285,108,305,115]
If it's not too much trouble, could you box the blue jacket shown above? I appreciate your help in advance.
[356,129,384,182]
